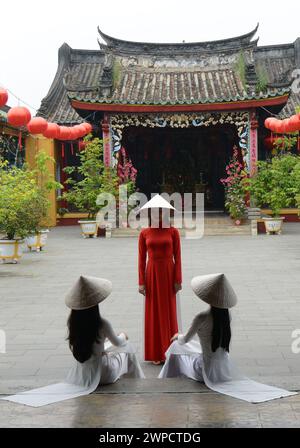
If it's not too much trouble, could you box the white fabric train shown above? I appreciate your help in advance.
[159,339,297,403]
[1,319,145,408]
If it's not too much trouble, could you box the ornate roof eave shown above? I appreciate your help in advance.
[254,42,295,52]
[37,43,105,121]
[97,24,259,55]
[70,92,290,114]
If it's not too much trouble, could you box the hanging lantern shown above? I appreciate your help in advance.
[43,122,60,139]
[58,126,72,140]
[264,117,276,129]
[264,118,271,129]
[27,117,48,134]
[281,118,290,133]
[267,118,279,132]
[0,88,8,107]
[74,124,87,138]
[265,117,281,132]
[272,119,284,134]
[7,106,31,127]
[287,115,300,133]
[82,122,93,134]
[69,127,80,140]
[78,140,87,151]
[264,136,279,150]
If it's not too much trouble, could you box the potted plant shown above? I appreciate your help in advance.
[24,152,62,251]
[220,146,248,225]
[244,154,299,234]
[0,156,55,262]
[61,137,119,238]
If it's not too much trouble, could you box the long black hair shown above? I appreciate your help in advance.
[67,305,102,363]
[211,306,231,352]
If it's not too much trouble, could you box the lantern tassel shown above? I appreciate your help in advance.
[71,143,74,155]
[61,143,65,158]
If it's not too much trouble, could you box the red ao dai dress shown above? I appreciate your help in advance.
[138,226,182,362]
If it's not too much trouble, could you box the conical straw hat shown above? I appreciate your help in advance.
[191,273,237,309]
[138,194,176,211]
[65,276,112,310]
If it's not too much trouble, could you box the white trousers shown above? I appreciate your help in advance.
[159,353,204,382]
[100,352,145,385]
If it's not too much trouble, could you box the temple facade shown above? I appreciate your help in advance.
[37,25,300,222]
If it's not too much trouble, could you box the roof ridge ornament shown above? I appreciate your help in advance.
[97,24,259,55]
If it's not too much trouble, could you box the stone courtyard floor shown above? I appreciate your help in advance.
[0,224,300,427]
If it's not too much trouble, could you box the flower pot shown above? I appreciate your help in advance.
[78,220,99,238]
[0,239,24,263]
[230,217,244,226]
[25,230,49,252]
[263,217,285,235]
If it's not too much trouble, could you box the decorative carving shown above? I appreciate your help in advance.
[245,63,257,85]
[99,51,113,97]
[110,111,250,171]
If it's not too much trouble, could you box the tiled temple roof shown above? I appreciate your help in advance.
[67,68,290,106]
[37,27,300,123]
[254,43,300,117]
[37,45,105,124]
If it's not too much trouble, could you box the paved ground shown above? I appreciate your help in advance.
[0,224,300,427]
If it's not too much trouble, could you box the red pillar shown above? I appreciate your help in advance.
[249,110,259,176]
[102,114,111,167]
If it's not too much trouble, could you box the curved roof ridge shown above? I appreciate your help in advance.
[97,24,259,53]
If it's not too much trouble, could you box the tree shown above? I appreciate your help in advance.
[61,137,119,219]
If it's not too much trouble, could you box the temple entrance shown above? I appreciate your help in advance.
[123,124,239,210]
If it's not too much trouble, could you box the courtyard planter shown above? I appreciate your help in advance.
[25,229,49,252]
[0,239,24,263]
[262,217,285,235]
[78,220,99,238]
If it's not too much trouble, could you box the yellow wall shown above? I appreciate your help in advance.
[25,135,57,227]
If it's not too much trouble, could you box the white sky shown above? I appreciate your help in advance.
[1,0,299,113]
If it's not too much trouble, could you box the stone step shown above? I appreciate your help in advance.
[95,378,208,394]
[111,223,252,237]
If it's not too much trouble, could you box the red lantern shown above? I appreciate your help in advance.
[78,140,87,151]
[0,88,8,107]
[268,118,278,132]
[69,127,80,140]
[267,118,278,132]
[264,117,275,129]
[287,115,300,132]
[272,120,284,134]
[43,122,60,139]
[7,106,31,127]
[264,136,281,150]
[58,126,72,140]
[27,117,48,134]
[264,136,274,150]
[74,124,87,138]
[281,118,290,133]
[82,122,93,134]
